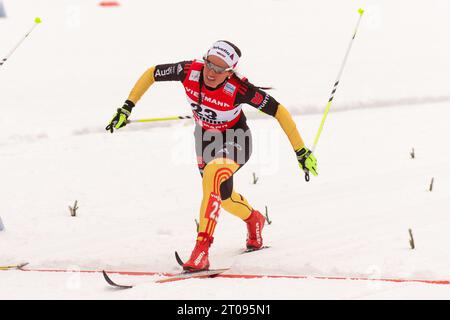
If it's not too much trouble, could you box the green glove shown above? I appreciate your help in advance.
[296,147,318,180]
[105,100,134,133]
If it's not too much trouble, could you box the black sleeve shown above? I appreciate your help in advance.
[153,60,193,82]
[235,80,280,117]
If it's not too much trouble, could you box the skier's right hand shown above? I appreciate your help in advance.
[105,100,134,133]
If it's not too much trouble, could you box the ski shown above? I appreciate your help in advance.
[102,270,133,289]
[155,268,230,284]
[102,247,264,287]
[175,251,184,266]
[0,262,29,271]
[102,268,230,288]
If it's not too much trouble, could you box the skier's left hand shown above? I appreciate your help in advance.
[296,147,318,180]
[105,100,134,133]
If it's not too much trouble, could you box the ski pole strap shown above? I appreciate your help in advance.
[304,169,310,182]
[127,115,193,124]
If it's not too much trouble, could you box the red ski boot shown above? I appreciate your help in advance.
[245,210,266,250]
[182,234,213,272]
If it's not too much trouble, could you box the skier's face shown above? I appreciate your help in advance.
[203,55,233,88]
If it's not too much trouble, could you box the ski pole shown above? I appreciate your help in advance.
[127,115,192,124]
[304,8,364,182]
[0,17,42,68]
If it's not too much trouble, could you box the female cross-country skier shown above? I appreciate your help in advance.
[106,40,318,272]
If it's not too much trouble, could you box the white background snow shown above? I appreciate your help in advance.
[0,0,450,299]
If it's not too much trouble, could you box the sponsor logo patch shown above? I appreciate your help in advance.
[154,66,175,78]
[194,251,206,266]
[189,70,201,82]
[251,92,263,105]
[223,82,236,96]
[213,45,233,58]
[177,63,183,75]
[257,93,270,111]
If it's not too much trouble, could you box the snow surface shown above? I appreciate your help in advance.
[1,0,450,299]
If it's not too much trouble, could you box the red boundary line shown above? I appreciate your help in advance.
[14,268,450,285]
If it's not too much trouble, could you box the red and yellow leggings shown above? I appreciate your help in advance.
[197,158,253,242]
